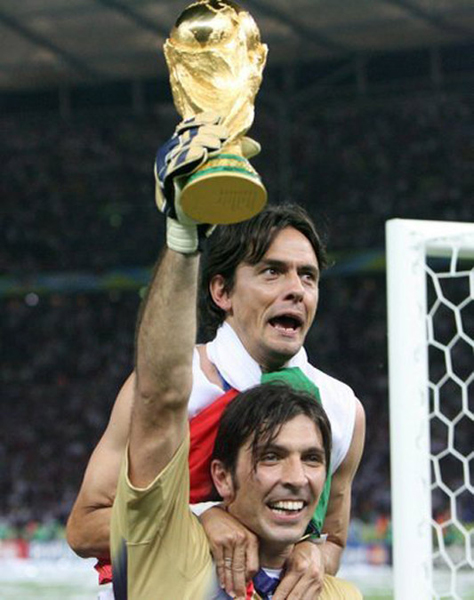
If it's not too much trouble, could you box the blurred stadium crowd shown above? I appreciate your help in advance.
[1,90,472,545]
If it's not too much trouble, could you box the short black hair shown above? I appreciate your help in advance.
[212,382,332,482]
[199,203,327,339]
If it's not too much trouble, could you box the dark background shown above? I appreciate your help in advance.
[1,0,473,540]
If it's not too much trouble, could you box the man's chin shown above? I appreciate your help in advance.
[260,521,308,546]
[263,529,306,549]
[265,338,304,365]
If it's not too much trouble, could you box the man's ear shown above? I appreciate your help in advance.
[210,459,235,501]
[209,275,232,313]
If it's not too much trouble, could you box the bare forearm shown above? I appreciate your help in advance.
[67,506,111,559]
[320,538,344,575]
[130,249,200,486]
[135,249,199,398]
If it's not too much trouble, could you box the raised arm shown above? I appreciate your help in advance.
[66,248,202,558]
[129,112,228,485]
[66,259,199,556]
[127,249,199,488]
[66,112,228,560]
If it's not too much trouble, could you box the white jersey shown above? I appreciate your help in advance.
[188,322,358,474]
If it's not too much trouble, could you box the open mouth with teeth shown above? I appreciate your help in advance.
[268,315,303,333]
[267,500,306,515]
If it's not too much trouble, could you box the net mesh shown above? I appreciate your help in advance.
[425,236,474,599]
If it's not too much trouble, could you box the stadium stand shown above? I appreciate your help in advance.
[1,90,472,545]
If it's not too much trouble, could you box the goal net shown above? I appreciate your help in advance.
[386,219,474,600]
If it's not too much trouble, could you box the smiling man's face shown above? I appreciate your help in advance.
[221,414,327,567]
[222,227,319,371]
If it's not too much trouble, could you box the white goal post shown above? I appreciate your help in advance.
[386,218,474,600]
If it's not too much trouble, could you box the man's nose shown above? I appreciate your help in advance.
[283,271,304,301]
[281,456,307,488]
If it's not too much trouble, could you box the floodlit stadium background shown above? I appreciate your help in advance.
[1,1,473,597]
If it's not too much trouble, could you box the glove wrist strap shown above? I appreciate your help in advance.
[166,218,199,254]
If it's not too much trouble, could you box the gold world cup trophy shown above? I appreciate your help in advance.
[164,0,268,224]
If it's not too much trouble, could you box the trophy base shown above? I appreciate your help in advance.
[180,154,267,225]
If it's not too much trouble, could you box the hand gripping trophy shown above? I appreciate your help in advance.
[163,0,268,224]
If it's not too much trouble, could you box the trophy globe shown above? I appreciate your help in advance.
[163,0,268,224]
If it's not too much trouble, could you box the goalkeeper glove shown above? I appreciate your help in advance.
[154,112,228,254]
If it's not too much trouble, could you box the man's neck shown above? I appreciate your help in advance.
[225,319,292,373]
[258,542,294,570]
[258,360,287,374]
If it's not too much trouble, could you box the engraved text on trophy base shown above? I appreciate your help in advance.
[180,164,267,225]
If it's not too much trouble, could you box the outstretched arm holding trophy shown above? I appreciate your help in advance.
[67,2,365,599]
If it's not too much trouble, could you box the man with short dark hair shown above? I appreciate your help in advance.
[67,115,365,599]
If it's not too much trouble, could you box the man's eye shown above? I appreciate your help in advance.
[263,268,278,276]
[305,453,324,464]
[301,272,317,284]
[260,452,279,462]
